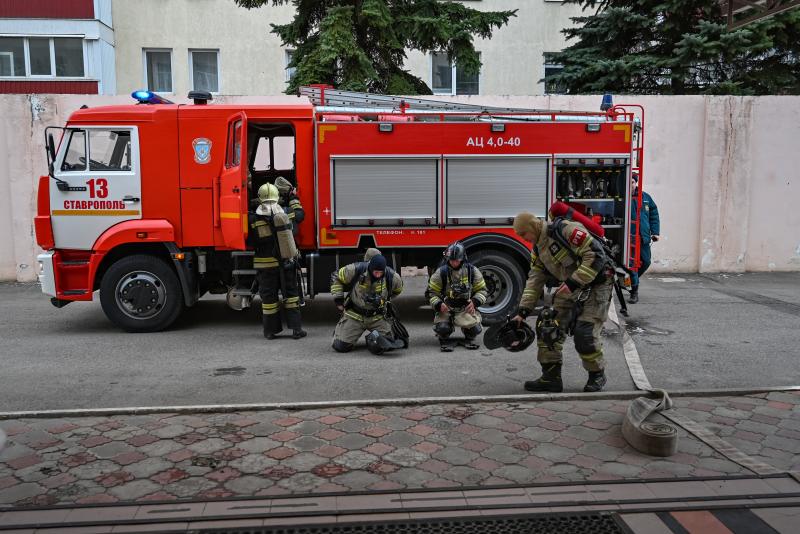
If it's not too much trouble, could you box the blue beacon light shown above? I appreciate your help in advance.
[131,90,174,104]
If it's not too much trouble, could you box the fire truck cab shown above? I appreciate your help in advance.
[35,88,643,332]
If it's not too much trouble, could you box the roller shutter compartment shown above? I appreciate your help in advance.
[332,157,438,226]
[446,157,548,225]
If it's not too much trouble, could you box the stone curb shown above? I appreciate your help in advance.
[1,386,798,421]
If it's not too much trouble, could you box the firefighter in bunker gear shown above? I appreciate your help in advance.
[275,176,305,235]
[330,252,405,354]
[250,183,306,340]
[427,242,488,352]
[512,212,614,393]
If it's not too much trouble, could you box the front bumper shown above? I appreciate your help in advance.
[37,251,56,297]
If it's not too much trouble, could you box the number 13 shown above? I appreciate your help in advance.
[87,178,108,198]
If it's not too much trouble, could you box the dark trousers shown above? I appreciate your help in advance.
[257,266,302,335]
[630,242,652,287]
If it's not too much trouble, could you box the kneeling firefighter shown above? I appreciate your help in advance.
[249,183,306,340]
[512,211,614,393]
[330,251,407,355]
[426,242,488,351]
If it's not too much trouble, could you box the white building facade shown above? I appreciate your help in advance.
[112,0,582,97]
[0,0,116,95]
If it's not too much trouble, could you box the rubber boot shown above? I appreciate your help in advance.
[524,363,563,393]
[292,329,307,339]
[461,337,480,350]
[263,316,278,340]
[584,370,607,392]
[439,337,455,352]
[628,286,639,304]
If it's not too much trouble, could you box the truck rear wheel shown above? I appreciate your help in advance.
[100,254,183,332]
[470,249,526,325]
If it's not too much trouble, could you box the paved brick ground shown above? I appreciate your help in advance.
[0,391,797,508]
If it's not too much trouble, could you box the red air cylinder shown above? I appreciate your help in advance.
[549,201,605,238]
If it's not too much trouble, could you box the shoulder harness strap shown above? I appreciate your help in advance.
[348,262,395,299]
[438,262,474,294]
[548,218,581,262]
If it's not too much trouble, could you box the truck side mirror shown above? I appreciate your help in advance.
[46,133,57,178]
[47,133,56,162]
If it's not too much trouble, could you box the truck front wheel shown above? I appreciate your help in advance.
[470,249,526,325]
[100,254,183,332]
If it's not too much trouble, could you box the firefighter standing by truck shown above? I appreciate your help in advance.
[629,174,660,304]
[511,212,614,393]
[330,252,405,354]
[249,183,307,340]
[427,242,488,352]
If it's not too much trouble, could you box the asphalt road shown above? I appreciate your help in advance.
[1,272,797,412]
[624,272,800,392]
[0,277,634,411]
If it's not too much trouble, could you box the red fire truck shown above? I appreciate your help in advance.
[34,86,644,332]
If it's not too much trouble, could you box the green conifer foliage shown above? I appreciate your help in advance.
[234,0,516,94]
[546,1,800,94]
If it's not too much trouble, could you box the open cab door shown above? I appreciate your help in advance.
[219,113,248,249]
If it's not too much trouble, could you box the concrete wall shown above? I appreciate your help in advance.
[1,94,799,282]
[112,0,581,97]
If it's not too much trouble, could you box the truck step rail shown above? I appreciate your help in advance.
[229,288,254,297]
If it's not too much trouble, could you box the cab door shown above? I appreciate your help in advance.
[50,127,141,250]
[218,113,248,249]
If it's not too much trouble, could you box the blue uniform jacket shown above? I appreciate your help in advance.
[630,191,660,245]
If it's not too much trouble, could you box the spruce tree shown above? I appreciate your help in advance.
[234,0,516,94]
[547,1,800,95]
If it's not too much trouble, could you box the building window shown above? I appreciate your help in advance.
[285,49,296,82]
[190,49,219,93]
[431,52,479,95]
[543,52,566,94]
[0,38,24,76]
[0,36,85,78]
[29,38,52,76]
[54,38,84,77]
[144,49,172,93]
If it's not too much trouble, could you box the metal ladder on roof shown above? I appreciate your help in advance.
[300,85,550,114]
[299,85,609,121]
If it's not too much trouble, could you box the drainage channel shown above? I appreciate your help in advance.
[2,475,799,532]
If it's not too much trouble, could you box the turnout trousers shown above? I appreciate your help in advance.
[536,279,613,372]
[257,265,301,336]
[333,311,392,349]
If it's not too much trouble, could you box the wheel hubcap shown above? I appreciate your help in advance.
[479,265,513,315]
[115,271,166,320]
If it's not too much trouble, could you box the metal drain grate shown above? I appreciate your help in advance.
[198,512,625,534]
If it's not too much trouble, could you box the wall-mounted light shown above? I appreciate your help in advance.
[491,123,506,132]
[378,123,393,133]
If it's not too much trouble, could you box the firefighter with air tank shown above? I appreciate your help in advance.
[330,249,407,355]
[511,211,614,393]
[274,176,305,234]
[249,183,307,340]
[426,242,488,352]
